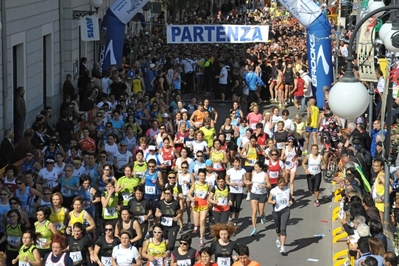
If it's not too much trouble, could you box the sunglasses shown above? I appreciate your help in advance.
[181,167,188,169]
[180,242,188,246]
[0,194,8,196]
[271,154,278,156]
[97,115,103,118]
[17,182,23,185]
[121,145,127,147]
[100,156,107,158]
[164,192,171,195]
[26,154,33,157]
[168,176,176,179]
[104,228,113,231]
[153,231,162,234]
[10,202,18,205]
[106,126,112,128]
[104,168,111,171]
[148,165,156,168]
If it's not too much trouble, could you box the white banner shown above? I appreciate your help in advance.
[357,19,377,82]
[277,0,321,27]
[110,0,150,24]
[80,14,100,41]
[166,25,269,44]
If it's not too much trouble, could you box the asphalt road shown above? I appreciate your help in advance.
[179,94,333,265]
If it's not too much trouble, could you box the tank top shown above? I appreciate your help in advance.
[211,150,225,171]
[221,125,235,142]
[307,106,319,128]
[124,135,137,151]
[70,210,86,227]
[78,187,94,211]
[245,145,257,166]
[19,245,37,263]
[147,238,167,258]
[194,182,209,206]
[60,176,78,198]
[267,160,282,185]
[251,171,267,194]
[22,159,39,174]
[35,220,53,249]
[4,177,17,193]
[49,207,67,233]
[132,77,142,94]
[213,186,230,212]
[103,192,119,220]
[144,170,160,197]
[295,78,304,96]
[178,173,191,196]
[133,162,147,179]
[117,220,137,241]
[0,203,10,233]
[284,66,294,82]
[272,186,291,212]
[6,224,23,251]
[15,187,33,214]
[45,252,68,266]
[308,154,322,175]
[284,147,297,169]
[85,163,100,187]
[161,147,174,167]
[172,248,197,266]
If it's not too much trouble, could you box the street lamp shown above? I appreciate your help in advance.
[328,4,399,120]
[72,0,103,19]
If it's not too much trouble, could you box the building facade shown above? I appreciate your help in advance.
[0,0,113,134]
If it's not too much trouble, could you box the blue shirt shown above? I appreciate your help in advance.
[354,253,384,266]
[245,72,265,91]
[144,69,156,92]
[370,128,386,158]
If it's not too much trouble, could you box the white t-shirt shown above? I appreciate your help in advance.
[111,245,140,266]
[226,168,246,194]
[105,143,118,164]
[175,158,193,173]
[192,141,208,154]
[38,168,61,188]
[270,186,291,212]
[73,166,86,178]
[114,150,133,170]
[219,67,228,85]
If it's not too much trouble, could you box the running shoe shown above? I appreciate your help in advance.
[250,229,257,236]
[193,226,198,233]
[234,221,238,226]
[280,246,285,253]
[276,237,281,248]
[314,201,320,207]
[228,218,233,224]
[261,216,266,224]
[246,192,251,201]
[199,238,204,247]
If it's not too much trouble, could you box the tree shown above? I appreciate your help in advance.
[162,0,189,21]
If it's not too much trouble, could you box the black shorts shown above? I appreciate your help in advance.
[250,192,267,203]
[219,84,227,94]
[227,141,237,151]
[285,79,294,85]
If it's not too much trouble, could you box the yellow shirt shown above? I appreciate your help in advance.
[245,146,257,166]
[307,105,319,128]
[147,238,167,258]
[293,122,305,139]
[200,126,216,147]
[49,207,67,233]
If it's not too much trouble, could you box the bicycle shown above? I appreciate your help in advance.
[322,146,339,183]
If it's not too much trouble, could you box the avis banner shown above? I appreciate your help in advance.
[80,14,100,41]
[99,0,150,73]
[166,25,269,44]
[357,19,377,82]
[306,13,333,109]
[277,0,322,27]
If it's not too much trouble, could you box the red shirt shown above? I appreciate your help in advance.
[79,137,96,152]
[256,133,267,154]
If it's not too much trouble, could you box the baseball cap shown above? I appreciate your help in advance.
[150,63,156,68]
[46,156,55,163]
[376,141,383,147]
[149,145,156,150]
[205,159,213,166]
[162,113,169,118]
[120,140,128,145]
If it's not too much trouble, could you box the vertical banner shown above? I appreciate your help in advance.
[306,13,334,109]
[277,0,321,27]
[99,0,150,73]
[80,14,100,41]
[357,19,377,82]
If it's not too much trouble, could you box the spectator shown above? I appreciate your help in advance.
[383,251,397,266]
[355,237,384,266]
[62,74,75,96]
[14,86,26,143]
[362,194,381,221]
[0,128,16,168]
[14,129,36,161]
[55,111,75,149]
[369,219,388,252]
[92,62,102,79]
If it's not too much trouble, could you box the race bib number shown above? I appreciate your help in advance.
[101,256,112,266]
[36,238,47,249]
[137,215,145,224]
[18,261,29,266]
[277,142,285,149]
[104,207,116,217]
[46,181,58,188]
[195,122,201,128]
[230,185,243,194]
[70,251,83,262]
[53,222,64,231]
[217,197,228,206]
[247,159,256,165]
[179,137,184,143]
[195,190,206,199]
[214,163,223,170]
[145,185,156,195]
[136,172,144,179]
[284,161,292,167]
[226,134,231,141]
[269,171,279,178]
[165,160,172,166]
[7,236,20,246]
[161,216,173,227]
[177,259,191,266]
[62,187,72,196]
[277,196,289,206]
[311,166,320,173]
[149,258,163,266]
[21,205,30,213]
[250,123,257,129]
[217,257,231,266]
[122,193,132,201]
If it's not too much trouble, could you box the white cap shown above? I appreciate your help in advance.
[149,145,156,150]
[149,63,156,68]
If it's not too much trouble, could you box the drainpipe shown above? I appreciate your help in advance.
[58,0,64,100]
[1,0,8,130]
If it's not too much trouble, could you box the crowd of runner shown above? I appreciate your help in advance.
[1,1,399,266]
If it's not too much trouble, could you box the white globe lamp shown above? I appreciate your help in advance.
[329,76,369,120]
[383,29,399,52]
[379,21,392,40]
[368,0,386,17]
[91,0,103,9]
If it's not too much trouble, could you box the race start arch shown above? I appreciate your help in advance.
[99,0,332,109]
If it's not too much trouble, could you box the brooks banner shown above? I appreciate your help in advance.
[357,19,377,82]
[277,0,322,27]
[99,0,150,73]
[80,14,100,41]
[166,25,269,44]
[306,13,333,109]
